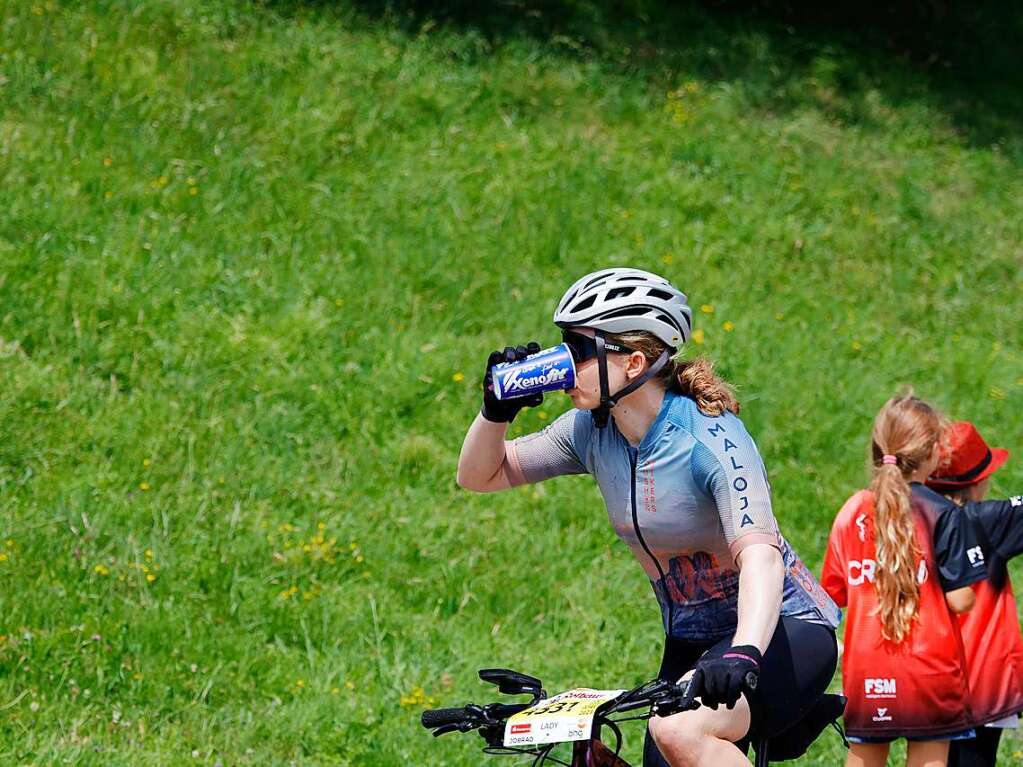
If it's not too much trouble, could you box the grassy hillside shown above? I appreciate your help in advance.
[0,1,1021,764]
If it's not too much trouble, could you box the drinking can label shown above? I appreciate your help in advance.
[492,344,577,400]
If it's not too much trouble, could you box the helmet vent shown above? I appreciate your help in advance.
[599,306,650,320]
[647,289,673,301]
[584,274,611,289]
[605,286,636,301]
[572,294,597,312]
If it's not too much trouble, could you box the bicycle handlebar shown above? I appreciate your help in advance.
[421,706,472,729]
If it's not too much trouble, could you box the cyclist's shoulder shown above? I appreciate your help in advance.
[665,395,757,461]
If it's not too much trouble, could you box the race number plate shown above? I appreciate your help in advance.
[503,688,625,747]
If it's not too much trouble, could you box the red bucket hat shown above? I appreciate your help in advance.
[927,421,1010,490]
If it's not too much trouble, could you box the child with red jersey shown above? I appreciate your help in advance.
[927,421,1023,767]
[821,395,987,767]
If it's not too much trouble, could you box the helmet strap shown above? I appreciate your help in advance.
[593,331,612,428]
[591,331,672,429]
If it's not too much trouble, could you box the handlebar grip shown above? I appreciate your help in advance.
[421,707,469,729]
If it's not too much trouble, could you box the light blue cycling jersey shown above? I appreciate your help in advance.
[506,390,841,642]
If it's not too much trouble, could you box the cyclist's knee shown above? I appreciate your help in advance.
[650,703,748,767]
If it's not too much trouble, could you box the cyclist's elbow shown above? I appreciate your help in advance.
[456,466,498,493]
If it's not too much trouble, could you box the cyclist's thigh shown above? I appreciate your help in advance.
[648,668,752,745]
[756,616,837,735]
[644,638,717,767]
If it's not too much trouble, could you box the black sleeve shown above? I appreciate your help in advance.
[932,507,988,591]
[966,496,1023,560]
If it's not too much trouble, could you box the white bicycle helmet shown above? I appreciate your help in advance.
[553,268,692,348]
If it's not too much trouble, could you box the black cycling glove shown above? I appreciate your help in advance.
[480,342,543,423]
[681,644,761,710]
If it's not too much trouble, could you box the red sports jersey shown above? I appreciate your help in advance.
[821,487,984,738]
[958,572,1023,724]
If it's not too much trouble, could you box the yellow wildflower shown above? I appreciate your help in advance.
[452,372,465,382]
[692,328,705,345]
[722,321,734,332]
[700,304,714,314]
[103,157,113,167]
[661,254,674,265]
[143,458,151,467]
[139,481,150,491]
[189,187,198,196]
[146,574,156,583]
[94,564,110,576]
[852,340,863,351]
[0,553,7,562]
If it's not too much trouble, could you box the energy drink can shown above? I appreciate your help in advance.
[492,344,577,400]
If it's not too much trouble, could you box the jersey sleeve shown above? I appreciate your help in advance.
[820,523,848,607]
[966,495,1023,560]
[932,507,988,591]
[690,415,780,558]
[505,409,589,485]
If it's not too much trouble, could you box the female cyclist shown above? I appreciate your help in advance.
[457,268,841,767]
[821,396,987,767]
[927,422,1023,767]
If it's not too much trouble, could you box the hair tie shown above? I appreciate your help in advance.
[882,455,898,465]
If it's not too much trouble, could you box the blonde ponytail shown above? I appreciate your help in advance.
[869,394,946,643]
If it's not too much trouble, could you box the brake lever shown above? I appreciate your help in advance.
[430,723,465,737]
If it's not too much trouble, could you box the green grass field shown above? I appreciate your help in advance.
[1,1,1021,764]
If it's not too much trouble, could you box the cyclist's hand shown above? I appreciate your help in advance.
[480,342,544,423]
[681,645,761,710]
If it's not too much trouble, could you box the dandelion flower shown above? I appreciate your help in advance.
[0,553,7,562]
[143,458,151,467]
[331,687,340,695]
[146,574,156,583]
[452,372,464,382]
[94,564,110,576]
[700,304,714,314]
[722,321,734,332]
[661,254,674,265]
[139,481,150,491]
[189,187,198,196]
[692,328,705,345]
[103,157,113,167]
[851,340,863,351]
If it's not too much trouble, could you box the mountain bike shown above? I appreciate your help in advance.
[421,668,846,766]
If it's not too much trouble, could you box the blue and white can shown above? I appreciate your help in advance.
[492,344,577,400]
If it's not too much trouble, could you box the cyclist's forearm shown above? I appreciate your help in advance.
[456,413,517,492]
[732,543,784,653]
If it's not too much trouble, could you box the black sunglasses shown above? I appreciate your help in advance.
[561,330,632,363]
